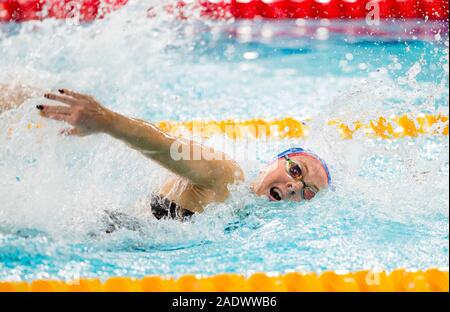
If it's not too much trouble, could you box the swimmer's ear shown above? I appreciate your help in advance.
[59,127,85,137]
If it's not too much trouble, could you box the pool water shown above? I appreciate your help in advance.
[0,1,448,281]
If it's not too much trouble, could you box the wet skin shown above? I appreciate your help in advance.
[1,85,329,213]
[252,153,329,202]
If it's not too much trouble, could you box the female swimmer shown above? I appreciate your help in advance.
[1,86,331,221]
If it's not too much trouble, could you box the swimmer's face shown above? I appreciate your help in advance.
[252,154,329,202]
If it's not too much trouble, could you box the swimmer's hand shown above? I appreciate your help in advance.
[38,89,113,137]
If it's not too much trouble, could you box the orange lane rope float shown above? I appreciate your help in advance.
[156,116,311,140]
[327,113,449,139]
[6,113,449,140]
[0,268,448,292]
[158,113,449,140]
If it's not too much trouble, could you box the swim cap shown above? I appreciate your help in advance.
[276,147,332,185]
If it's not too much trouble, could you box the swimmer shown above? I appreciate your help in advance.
[1,85,331,221]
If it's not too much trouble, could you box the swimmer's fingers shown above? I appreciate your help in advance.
[58,89,90,100]
[43,93,77,106]
[39,105,71,115]
[39,111,71,123]
[38,105,72,122]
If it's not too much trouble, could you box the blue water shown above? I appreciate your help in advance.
[0,2,448,282]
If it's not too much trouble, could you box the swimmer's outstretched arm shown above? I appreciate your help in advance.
[39,89,244,190]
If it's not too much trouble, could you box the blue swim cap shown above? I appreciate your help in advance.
[276,147,332,185]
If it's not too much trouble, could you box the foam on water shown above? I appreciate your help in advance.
[0,1,448,280]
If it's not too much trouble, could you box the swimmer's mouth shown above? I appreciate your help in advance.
[269,187,282,201]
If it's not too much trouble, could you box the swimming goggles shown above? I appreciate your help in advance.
[276,147,331,185]
[284,155,319,201]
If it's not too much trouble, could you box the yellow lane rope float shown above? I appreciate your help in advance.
[9,113,448,140]
[328,113,449,140]
[0,268,448,292]
[158,113,449,140]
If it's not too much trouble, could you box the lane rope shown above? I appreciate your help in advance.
[7,113,448,140]
[0,268,448,292]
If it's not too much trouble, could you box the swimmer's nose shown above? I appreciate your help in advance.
[286,182,302,200]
